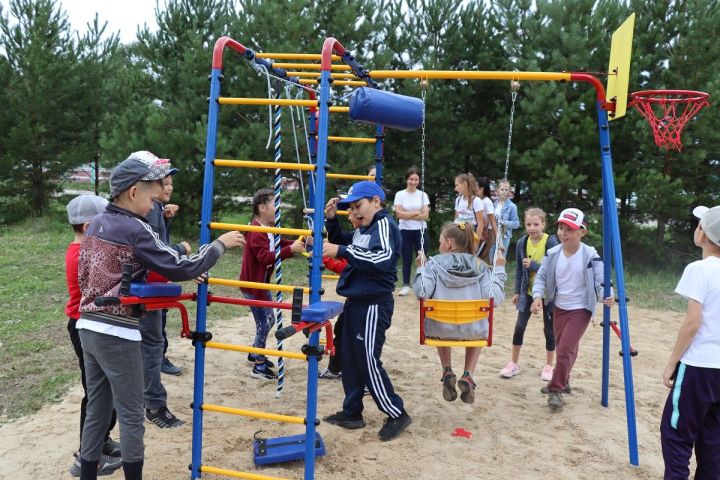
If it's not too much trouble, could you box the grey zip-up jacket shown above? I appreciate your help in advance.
[514,233,560,312]
[413,252,506,340]
[532,243,608,318]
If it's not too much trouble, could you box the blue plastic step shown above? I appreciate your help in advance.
[253,433,325,465]
[129,282,182,298]
[301,301,344,323]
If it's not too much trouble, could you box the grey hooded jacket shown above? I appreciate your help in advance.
[413,252,506,340]
[532,243,609,318]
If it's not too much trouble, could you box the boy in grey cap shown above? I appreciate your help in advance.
[65,194,122,477]
[76,152,246,480]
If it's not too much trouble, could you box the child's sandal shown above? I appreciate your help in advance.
[441,370,457,402]
[458,374,476,404]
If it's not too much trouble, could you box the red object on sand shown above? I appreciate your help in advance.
[452,428,472,439]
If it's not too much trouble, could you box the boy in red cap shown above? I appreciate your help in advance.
[531,208,614,411]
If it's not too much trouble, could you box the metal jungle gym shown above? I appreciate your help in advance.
[190,13,641,480]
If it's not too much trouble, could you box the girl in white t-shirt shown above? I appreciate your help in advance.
[454,173,484,251]
[394,166,430,296]
[475,176,497,263]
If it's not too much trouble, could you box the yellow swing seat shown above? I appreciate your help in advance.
[420,298,494,347]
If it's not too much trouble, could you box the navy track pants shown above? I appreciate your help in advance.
[341,299,404,419]
[660,362,720,480]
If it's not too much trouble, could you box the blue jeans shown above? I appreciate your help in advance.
[400,229,424,285]
[244,292,275,363]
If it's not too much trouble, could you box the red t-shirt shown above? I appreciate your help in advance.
[65,243,82,320]
[239,219,294,299]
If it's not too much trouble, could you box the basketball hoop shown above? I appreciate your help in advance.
[628,90,710,151]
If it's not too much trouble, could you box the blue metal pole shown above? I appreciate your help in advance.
[374,125,384,186]
[190,67,222,480]
[596,102,639,466]
[601,119,612,408]
[303,70,331,480]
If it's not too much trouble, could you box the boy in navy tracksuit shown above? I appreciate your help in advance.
[322,181,412,441]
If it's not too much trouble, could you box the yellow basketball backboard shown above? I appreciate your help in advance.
[606,13,635,121]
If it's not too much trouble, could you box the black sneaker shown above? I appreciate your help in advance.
[102,436,121,457]
[377,411,412,441]
[548,392,565,411]
[323,411,366,429]
[250,365,277,380]
[161,356,182,375]
[247,354,275,368]
[146,406,184,428]
[69,452,123,477]
[541,383,572,395]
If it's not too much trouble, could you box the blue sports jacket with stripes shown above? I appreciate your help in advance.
[326,209,400,302]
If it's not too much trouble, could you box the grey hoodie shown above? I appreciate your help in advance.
[413,253,506,340]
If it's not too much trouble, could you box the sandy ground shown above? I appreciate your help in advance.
[0,286,680,480]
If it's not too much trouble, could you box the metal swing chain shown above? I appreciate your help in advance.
[419,80,428,299]
[490,80,520,295]
[503,81,520,181]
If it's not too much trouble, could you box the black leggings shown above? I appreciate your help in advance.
[512,295,555,352]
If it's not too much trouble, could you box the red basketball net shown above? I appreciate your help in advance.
[628,90,710,151]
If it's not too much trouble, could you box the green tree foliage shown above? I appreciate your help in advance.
[0,0,120,219]
[0,0,717,269]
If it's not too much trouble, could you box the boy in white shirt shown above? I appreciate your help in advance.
[661,205,720,479]
[531,208,614,411]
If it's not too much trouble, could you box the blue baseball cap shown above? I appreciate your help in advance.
[337,181,385,209]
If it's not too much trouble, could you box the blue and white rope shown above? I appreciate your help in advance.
[272,87,285,398]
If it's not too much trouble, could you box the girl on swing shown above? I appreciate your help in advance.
[413,222,507,403]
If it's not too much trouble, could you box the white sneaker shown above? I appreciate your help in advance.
[540,364,554,381]
[398,286,411,296]
[499,361,520,378]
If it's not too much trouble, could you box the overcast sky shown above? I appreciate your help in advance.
[1,0,160,43]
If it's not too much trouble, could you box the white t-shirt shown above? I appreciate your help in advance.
[455,196,484,227]
[394,189,429,230]
[554,249,586,310]
[675,256,720,368]
[481,197,494,230]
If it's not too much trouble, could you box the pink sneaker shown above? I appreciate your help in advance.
[540,364,554,382]
[499,361,520,378]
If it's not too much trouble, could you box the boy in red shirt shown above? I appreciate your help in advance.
[65,195,122,477]
[239,188,305,379]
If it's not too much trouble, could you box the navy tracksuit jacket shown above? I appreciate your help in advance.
[326,209,405,418]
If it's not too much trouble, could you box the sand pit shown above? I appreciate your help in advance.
[0,288,678,479]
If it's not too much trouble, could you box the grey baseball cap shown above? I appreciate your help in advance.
[66,194,109,224]
[109,151,176,199]
[693,205,720,247]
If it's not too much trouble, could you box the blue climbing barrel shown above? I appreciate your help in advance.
[349,87,423,131]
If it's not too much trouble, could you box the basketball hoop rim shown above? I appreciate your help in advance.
[629,89,709,104]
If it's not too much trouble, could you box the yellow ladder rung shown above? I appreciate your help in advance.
[286,72,360,79]
[214,159,316,171]
[209,222,311,237]
[202,403,306,424]
[326,173,375,180]
[424,339,488,347]
[300,79,367,87]
[271,62,352,71]
[208,278,310,294]
[205,341,307,361]
[201,465,293,480]
[325,136,376,143]
[322,274,340,280]
[329,106,349,113]
[303,208,350,216]
[255,52,342,61]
